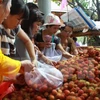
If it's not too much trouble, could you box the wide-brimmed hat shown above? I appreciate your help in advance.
[43,13,64,26]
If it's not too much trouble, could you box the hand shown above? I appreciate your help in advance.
[63,52,74,58]
[74,49,79,55]
[15,73,26,85]
[4,74,26,85]
[21,60,34,72]
[3,77,15,82]
[38,42,51,48]
[45,42,52,48]
[34,45,39,51]
[31,59,38,67]
[45,59,57,66]
[71,55,76,58]
[0,84,15,99]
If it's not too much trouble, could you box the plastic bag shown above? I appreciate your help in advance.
[42,43,62,62]
[25,62,63,91]
[43,35,52,42]
[0,82,15,99]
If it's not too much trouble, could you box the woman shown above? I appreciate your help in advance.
[34,13,73,59]
[57,22,78,55]
[21,2,55,65]
[73,37,80,46]
[0,0,35,82]
[0,0,35,98]
[1,0,37,65]
[21,2,44,39]
[0,0,11,24]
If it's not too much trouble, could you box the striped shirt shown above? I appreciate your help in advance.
[0,25,20,56]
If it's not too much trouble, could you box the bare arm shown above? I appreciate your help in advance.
[69,38,78,55]
[17,28,37,65]
[57,43,73,58]
[34,45,56,65]
[35,41,51,51]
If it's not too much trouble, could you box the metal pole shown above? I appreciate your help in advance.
[38,0,51,20]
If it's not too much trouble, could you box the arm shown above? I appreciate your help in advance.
[38,50,56,65]
[0,51,34,84]
[34,45,56,65]
[57,43,73,58]
[35,41,51,51]
[0,50,21,82]
[17,28,37,65]
[34,33,51,51]
[69,38,78,55]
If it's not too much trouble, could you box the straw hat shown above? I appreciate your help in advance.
[43,13,64,26]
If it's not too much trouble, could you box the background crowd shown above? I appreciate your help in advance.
[0,0,79,99]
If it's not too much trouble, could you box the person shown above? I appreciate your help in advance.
[1,0,37,65]
[57,22,78,55]
[21,2,44,39]
[73,37,80,46]
[0,0,35,98]
[0,0,35,83]
[34,13,73,59]
[0,0,11,24]
[21,2,55,65]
